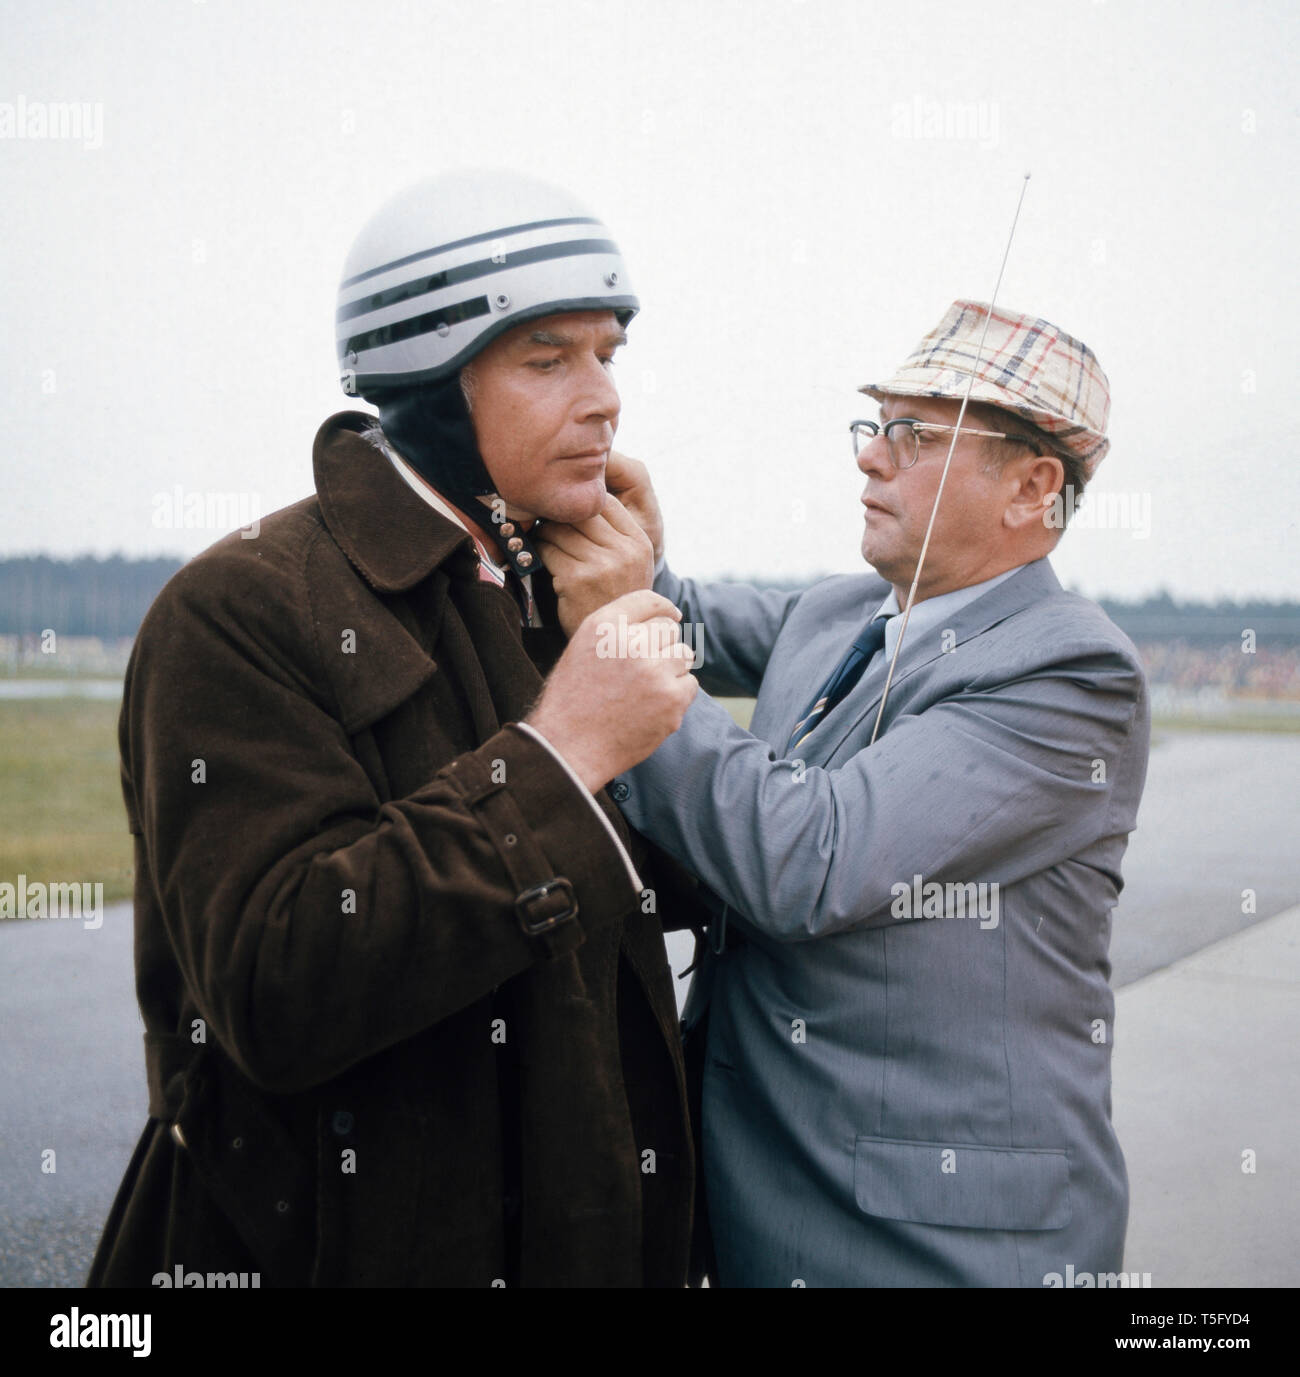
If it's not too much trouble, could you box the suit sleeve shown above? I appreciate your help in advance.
[124,570,641,1095]
[654,562,802,697]
[616,644,1147,941]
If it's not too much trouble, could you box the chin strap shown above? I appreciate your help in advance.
[369,373,544,580]
[452,491,545,582]
[868,174,1033,746]
[492,523,544,580]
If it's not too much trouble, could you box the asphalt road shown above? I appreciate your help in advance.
[0,900,144,1288]
[1108,728,1299,984]
[1,729,1296,1287]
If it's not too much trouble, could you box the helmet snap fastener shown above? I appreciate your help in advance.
[604,271,619,287]
[494,293,511,310]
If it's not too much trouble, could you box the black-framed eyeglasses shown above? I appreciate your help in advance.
[849,417,1015,469]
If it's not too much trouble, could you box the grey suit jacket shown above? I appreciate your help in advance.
[616,557,1150,1287]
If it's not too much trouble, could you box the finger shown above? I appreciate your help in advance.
[645,614,683,644]
[542,509,641,555]
[535,540,581,578]
[535,517,610,553]
[622,619,675,657]
[667,639,697,670]
[599,492,650,541]
[642,626,681,659]
[604,450,648,494]
[606,589,680,623]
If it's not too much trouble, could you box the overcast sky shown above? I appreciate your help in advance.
[2,0,1296,600]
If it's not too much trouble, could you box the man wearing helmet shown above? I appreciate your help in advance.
[88,172,704,1288]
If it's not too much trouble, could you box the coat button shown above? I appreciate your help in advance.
[331,1110,354,1136]
[611,781,630,802]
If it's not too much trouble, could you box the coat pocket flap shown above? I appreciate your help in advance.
[854,1135,1071,1231]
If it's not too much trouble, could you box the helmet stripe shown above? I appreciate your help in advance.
[339,215,603,290]
[342,293,494,358]
[336,238,620,326]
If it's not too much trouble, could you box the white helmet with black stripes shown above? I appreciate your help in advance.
[336,169,638,398]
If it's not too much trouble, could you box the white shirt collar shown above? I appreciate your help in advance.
[872,565,1026,662]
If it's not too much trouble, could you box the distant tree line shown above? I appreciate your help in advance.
[729,577,1300,647]
[0,556,1296,644]
[0,556,184,638]
[1095,592,1300,646]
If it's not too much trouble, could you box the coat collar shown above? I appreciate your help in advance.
[313,411,478,592]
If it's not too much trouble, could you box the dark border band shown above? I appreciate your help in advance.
[342,294,494,358]
[337,239,619,326]
[339,216,602,290]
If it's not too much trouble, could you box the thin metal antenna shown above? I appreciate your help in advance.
[867,173,1032,745]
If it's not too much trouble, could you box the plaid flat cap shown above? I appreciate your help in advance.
[860,300,1111,472]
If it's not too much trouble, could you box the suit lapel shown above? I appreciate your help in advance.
[811,560,1062,763]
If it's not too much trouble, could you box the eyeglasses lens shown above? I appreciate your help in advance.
[885,422,917,469]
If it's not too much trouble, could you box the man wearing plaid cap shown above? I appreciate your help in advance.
[539,300,1150,1287]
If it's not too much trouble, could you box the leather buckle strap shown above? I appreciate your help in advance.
[454,757,584,956]
[515,877,577,935]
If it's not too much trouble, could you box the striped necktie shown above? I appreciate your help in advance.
[786,614,889,754]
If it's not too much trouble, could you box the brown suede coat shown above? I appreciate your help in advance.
[87,412,702,1288]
